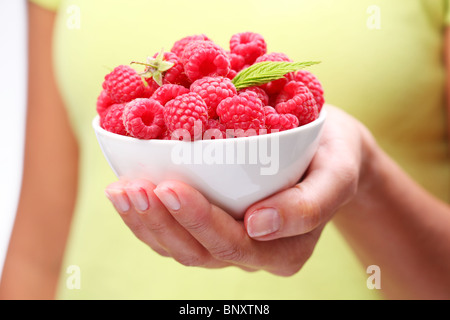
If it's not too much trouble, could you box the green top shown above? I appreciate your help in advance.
[30,0,449,299]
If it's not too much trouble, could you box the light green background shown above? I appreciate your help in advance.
[29,0,449,299]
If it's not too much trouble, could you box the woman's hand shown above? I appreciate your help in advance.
[105,105,376,276]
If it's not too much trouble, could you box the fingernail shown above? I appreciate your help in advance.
[105,189,130,213]
[126,188,149,212]
[154,186,181,211]
[247,208,281,238]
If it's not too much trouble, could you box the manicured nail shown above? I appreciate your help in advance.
[247,208,281,238]
[126,188,149,212]
[105,189,130,213]
[154,186,181,211]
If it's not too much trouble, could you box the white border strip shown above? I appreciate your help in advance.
[0,0,28,279]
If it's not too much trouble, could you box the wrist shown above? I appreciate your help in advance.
[354,122,385,205]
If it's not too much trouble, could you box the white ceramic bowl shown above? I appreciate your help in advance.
[93,108,327,219]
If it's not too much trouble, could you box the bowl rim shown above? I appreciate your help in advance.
[92,107,327,144]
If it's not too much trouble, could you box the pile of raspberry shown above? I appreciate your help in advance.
[97,32,324,140]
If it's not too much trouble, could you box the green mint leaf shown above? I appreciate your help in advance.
[232,61,321,90]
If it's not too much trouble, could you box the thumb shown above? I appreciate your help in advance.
[244,162,358,241]
[244,105,364,241]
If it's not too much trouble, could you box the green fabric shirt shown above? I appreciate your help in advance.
[30,0,449,299]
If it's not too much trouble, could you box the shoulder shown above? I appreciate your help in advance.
[29,0,61,11]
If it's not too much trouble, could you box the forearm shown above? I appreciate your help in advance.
[0,105,78,299]
[0,120,78,300]
[0,201,76,300]
[0,77,78,298]
[0,2,79,300]
[334,141,450,299]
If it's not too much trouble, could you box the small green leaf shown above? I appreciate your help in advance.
[232,61,321,90]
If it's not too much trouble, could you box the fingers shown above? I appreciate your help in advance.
[105,180,168,257]
[153,181,279,270]
[107,179,321,276]
[154,181,248,262]
[105,179,226,268]
[101,106,366,276]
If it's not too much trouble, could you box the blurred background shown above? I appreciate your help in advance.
[0,0,28,279]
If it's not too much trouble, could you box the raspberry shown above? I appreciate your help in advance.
[182,40,231,82]
[226,69,238,80]
[164,92,209,140]
[204,119,226,139]
[96,89,114,118]
[190,76,237,119]
[151,84,190,106]
[226,52,246,80]
[292,70,325,112]
[275,81,318,126]
[255,52,294,95]
[123,98,165,139]
[216,91,266,132]
[171,34,211,58]
[102,65,146,104]
[101,103,127,136]
[145,51,189,88]
[227,52,246,73]
[160,130,172,140]
[263,106,277,116]
[206,119,226,131]
[265,112,299,133]
[142,84,157,98]
[230,32,267,65]
[256,52,292,63]
[264,105,299,132]
[240,87,269,106]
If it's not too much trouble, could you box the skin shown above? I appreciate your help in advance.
[106,108,450,300]
[0,3,79,299]
[0,2,449,300]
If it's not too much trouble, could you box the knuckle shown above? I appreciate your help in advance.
[301,240,316,262]
[182,218,210,235]
[292,186,322,229]
[154,248,171,258]
[210,243,245,262]
[268,250,304,277]
[130,222,150,240]
[272,254,307,277]
[281,255,304,277]
[146,243,171,257]
[178,203,214,235]
[270,234,318,277]
[174,253,208,267]
[143,219,167,235]
[275,265,302,277]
